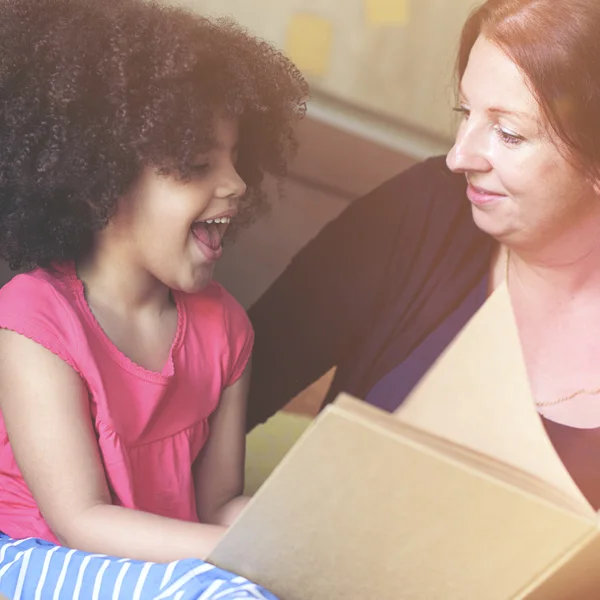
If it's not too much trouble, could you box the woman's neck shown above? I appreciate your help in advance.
[507,225,600,309]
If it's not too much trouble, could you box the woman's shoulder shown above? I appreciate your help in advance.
[371,155,470,220]
[320,155,475,253]
[378,156,489,258]
[385,154,461,187]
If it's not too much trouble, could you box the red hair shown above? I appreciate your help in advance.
[458,0,600,177]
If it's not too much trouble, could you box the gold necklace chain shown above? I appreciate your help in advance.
[505,248,600,407]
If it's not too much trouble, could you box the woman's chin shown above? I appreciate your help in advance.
[470,207,517,241]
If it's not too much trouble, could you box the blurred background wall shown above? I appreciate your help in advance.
[178,0,480,153]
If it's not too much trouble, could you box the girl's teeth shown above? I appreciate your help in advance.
[199,217,231,224]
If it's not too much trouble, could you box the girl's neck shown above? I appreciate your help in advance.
[76,249,173,316]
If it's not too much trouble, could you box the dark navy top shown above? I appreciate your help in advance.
[248,156,495,430]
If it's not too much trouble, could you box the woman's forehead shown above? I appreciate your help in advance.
[461,36,544,130]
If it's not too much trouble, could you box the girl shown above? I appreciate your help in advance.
[0,0,307,597]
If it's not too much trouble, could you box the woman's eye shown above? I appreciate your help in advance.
[453,105,470,119]
[495,127,524,146]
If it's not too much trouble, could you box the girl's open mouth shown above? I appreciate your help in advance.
[191,216,233,262]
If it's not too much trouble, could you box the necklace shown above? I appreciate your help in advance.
[505,248,600,407]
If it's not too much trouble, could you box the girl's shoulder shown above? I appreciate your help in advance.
[0,264,83,374]
[178,280,250,331]
[178,281,253,386]
[0,264,76,318]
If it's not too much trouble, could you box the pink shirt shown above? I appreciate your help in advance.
[0,264,253,542]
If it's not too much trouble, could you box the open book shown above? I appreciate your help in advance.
[209,284,600,599]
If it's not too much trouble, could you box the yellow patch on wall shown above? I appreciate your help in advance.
[364,0,410,25]
[285,13,333,77]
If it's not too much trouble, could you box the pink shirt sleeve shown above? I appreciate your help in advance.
[218,285,254,387]
[0,272,83,377]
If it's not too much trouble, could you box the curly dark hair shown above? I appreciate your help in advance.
[0,0,308,269]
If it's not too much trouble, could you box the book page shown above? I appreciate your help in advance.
[395,283,593,512]
[338,395,592,517]
[211,403,595,600]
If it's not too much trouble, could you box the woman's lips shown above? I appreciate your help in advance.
[466,183,506,206]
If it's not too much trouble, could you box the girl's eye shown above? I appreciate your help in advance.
[453,105,470,119]
[495,127,525,146]
[190,163,210,175]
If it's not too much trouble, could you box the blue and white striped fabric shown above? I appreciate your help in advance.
[0,534,277,600]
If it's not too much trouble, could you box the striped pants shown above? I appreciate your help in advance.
[0,534,277,599]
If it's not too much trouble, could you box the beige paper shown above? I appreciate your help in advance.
[211,397,595,600]
[395,283,592,511]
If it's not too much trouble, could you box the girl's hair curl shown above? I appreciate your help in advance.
[0,0,308,269]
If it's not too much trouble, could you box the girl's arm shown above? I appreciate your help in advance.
[0,329,227,562]
[193,361,251,527]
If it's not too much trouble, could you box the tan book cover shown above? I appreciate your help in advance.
[210,284,600,599]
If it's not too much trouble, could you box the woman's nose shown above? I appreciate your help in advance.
[446,121,491,174]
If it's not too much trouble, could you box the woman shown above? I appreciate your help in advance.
[247,0,600,508]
